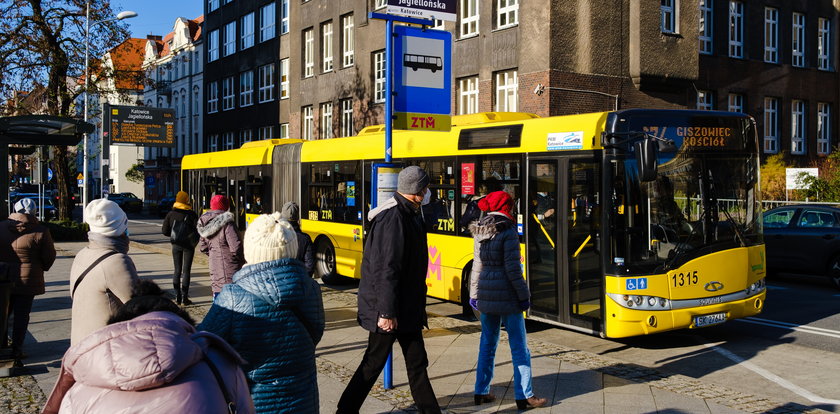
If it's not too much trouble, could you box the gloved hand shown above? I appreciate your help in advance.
[469,298,478,310]
[519,300,531,311]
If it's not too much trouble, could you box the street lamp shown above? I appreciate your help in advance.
[82,4,137,220]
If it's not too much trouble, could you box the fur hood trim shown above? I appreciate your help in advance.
[468,212,514,243]
[367,196,398,221]
[198,211,235,238]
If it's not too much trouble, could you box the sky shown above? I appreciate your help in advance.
[113,1,204,39]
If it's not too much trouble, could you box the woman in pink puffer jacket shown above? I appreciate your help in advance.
[42,294,255,414]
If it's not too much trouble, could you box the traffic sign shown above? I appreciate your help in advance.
[47,168,53,182]
[392,25,452,131]
[77,173,84,180]
[77,178,84,187]
[386,0,456,21]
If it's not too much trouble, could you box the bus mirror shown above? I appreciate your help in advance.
[635,139,658,182]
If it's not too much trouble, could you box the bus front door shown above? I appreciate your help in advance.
[528,157,602,334]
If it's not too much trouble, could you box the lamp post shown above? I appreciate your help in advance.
[83,5,137,220]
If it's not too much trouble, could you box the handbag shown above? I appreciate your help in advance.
[171,216,199,248]
[204,354,238,414]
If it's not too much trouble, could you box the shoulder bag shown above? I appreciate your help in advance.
[71,251,119,298]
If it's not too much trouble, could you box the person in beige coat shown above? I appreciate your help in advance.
[0,198,56,359]
[69,199,140,345]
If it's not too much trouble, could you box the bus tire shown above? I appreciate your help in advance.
[315,238,342,284]
[829,255,840,291]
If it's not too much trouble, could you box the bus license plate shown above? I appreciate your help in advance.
[694,312,726,328]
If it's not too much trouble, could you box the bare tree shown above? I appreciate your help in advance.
[0,0,131,219]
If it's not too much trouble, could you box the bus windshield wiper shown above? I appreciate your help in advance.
[720,207,747,247]
[663,208,705,270]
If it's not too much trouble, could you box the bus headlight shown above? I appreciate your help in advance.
[609,293,671,310]
[745,278,765,296]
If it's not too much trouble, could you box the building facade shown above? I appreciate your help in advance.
[142,16,205,203]
[696,0,839,163]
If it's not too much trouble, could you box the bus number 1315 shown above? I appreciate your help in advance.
[671,271,699,287]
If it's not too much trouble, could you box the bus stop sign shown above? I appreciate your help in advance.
[392,25,452,132]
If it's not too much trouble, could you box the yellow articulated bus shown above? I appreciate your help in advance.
[182,109,767,338]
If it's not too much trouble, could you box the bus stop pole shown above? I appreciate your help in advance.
[382,16,394,390]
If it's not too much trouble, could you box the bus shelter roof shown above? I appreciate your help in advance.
[0,115,94,146]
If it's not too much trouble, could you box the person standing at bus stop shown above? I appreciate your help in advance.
[468,190,547,410]
[162,191,199,305]
[198,195,243,299]
[337,166,443,414]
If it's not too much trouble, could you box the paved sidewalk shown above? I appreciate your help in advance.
[0,241,828,413]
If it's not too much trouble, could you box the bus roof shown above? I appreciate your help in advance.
[182,138,303,170]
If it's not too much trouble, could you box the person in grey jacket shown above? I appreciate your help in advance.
[198,195,243,297]
[468,190,547,410]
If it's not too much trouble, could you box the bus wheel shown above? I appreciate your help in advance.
[829,255,840,291]
[316,238,340,284]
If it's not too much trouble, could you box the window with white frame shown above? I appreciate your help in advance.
[728,93,744,113]
[208,0,219,12]
[460,0,479,38]
[373,50,386,103]
[302,106,314,140]
[494,70,517,112]
[240,71,253,107]
[661,0,676,34]
[280,58,289,99]
[208,30,219,62]
[792,12,805,67]
[259,126,274,139]
[260,2,276,42]
[763,97,779,153]
[209,134,219,152]
[458,76,479,115]
[497,0,518,29]
[304,28,314,78]
[224,132,235,150]
[818,103,831,155]
[222,77,234,110]
[279,123,288,139]
[340,98,353,137]
[699,0,712,54]
[241,12,254,49]
[432,19,445,29]
[322,21,333,73]
[224,21,236,56]
[728,1,743,58]
[819,18,831,71]
[697,90,713,110]
[258,64,275,103]
[240,129,253,144]
[207,82,218,113]
[792,100,806,154]
[342,14,354,67]
[375,0,386,9]
[281,0,289,34]
[764,7,778,63]
[320,102,333,139]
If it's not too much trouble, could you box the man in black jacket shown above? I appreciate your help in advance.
[337,166,441,414]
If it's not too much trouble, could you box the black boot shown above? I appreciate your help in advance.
[175,289,182,305]
[181,287,192,306]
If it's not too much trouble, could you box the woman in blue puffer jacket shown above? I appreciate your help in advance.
[198,212,325,413]
[468,190,547,410]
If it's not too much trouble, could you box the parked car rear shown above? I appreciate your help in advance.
[107,192,143,213]
[763,204,840,290]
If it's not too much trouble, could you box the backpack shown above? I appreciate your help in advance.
[171,215,199,248]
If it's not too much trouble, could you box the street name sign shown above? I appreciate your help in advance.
[107,105,175,147]
[386,0,456,21]
[392,25,452,132]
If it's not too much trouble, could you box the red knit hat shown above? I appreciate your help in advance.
[210,195,230,211]
[477,190,513,220]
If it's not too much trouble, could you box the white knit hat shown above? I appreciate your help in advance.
[84,198,128,237]
[14,198,37,214]
[243,212,298,264]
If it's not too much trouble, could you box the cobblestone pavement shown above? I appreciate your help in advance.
[0,241,831,414]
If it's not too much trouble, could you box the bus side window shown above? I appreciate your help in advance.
[413,158,456,234]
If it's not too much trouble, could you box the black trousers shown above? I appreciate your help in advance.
[171,245,195,294]
[8,294,34,352]
[337,330,441,414]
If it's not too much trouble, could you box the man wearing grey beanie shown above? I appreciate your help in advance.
[338,165,442,414]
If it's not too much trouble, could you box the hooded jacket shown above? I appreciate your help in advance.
[469,213,530,315]
[69,233,139,345]
[198,258,324,413]
[0,212,56,295]
[198,211,244,292]
[42,311,255,414]
[357,193,429,333]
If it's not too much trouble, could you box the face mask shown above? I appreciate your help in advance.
[421,188,432,206]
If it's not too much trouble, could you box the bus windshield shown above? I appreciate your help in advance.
[607,111,763,274]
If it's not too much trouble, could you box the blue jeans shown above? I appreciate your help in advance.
[474,312,533,400]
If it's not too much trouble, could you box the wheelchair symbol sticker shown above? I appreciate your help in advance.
[626,278,648,291]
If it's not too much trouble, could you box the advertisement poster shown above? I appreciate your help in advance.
[461,163,475,195]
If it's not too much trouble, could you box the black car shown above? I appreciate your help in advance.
[107,192,144,213]
[763,204,840,290]
[157,195,175,217]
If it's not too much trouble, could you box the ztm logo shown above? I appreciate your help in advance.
[411,116,436,129]
[426,246,442,280]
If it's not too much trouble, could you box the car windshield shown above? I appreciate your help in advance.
[607,112,763,274]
